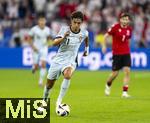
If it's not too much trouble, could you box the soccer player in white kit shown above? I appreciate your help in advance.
[42,11,89,110]
[28,14,53,87]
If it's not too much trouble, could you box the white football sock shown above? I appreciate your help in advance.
[56,79,70,105]
[39,68,46,84]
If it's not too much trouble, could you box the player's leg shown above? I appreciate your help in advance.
[43,79,56,101]
[32,51,39,73]
[105,55,121,96]
[39,49,48,86]
[122,67,130,97]
[122,54,131,97]
[38,62,61,112]
[32,64,39,73]
[43,62,62,102]
[39,60,47,87]
[56,65,75,106]
[38,78,56,112]
[105,70,119,95]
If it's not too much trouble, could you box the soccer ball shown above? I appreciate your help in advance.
[56,104,70,116]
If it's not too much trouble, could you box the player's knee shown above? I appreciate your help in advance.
[35,64,39,70]
[63,69,73,79]
[124,69,130,76]
[41,65,46,68]
[64,75,71,80]
[64,73,72,80]
[125,70,130,77]
[41,62,46,68]
[112,71,118,77]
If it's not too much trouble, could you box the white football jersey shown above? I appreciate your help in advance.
[53,26,88,65]
[29,25,53,50]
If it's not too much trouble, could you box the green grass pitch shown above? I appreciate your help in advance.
[0,69,150,123]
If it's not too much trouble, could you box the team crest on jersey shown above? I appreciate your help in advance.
[126,30,130,36]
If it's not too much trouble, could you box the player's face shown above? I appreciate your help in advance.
[38,18,46,29]
[71,18,82,32]
[120,16,130,27]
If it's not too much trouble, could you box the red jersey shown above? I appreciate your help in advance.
[107,23,132,55]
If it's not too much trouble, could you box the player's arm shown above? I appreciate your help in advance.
[28,27,38,52]
[52,31,70,46]
[128,28,132,46]
[28,36,38,52]
[83,36,89,56]
[102,33,111,54]
[102,24,115,54]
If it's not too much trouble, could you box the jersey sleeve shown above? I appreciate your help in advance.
[55,26,68,38]
[107,24,116,35]
[28,27,35,37]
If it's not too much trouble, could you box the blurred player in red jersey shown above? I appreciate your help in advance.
[102,12,132,98]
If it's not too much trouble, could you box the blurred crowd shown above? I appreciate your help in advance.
[0,0,150,48]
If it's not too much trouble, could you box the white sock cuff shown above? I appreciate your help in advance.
[41,68,46,72]
[40,68,46,76]
[62,79,70,89]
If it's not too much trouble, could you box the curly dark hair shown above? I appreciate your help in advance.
[120,12,131,20]
[71,11,84,21]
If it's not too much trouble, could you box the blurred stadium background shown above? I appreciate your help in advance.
[0,0,150,123]
[0,0,150,48]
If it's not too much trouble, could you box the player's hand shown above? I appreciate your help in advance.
[83,46,89,57]
[102,46,107,54]
[83,51,88,57]
[32,46,38,53]
[64,31,70,39]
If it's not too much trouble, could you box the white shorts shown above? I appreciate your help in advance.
[47,62,77,80]
[32,49,48,64]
